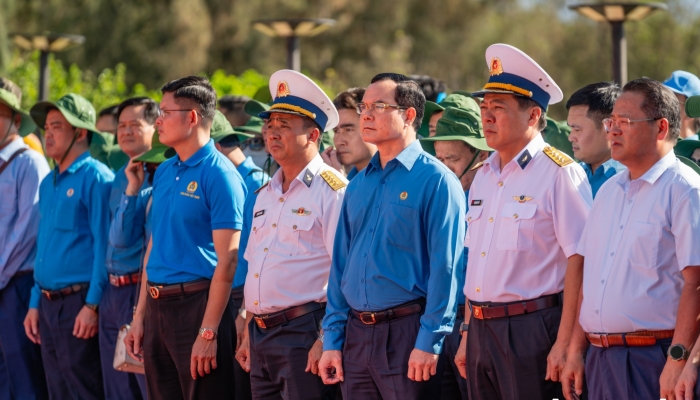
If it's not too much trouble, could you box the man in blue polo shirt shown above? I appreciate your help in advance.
[124,76,245,400]
[319,73,466,399]
[24,93,114,400]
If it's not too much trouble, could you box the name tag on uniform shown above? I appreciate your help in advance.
[254,210,265,218]
[471,200,483,206]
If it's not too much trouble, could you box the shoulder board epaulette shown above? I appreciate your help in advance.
[470,161,484,171]
[542,146,574,167]
[320,170,346,191]
[253,181,269,194]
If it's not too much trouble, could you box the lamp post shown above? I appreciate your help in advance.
[569,2,666,84]
[9,32,85,100]
[253,18,336,71]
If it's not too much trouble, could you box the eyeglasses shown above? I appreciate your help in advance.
[602,117,661,132]
[356,102,407,114]
[157,109,202,119]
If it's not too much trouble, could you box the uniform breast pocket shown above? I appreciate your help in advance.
[53,198,80,231]
[464,207,484,244]
[386,203,419,250]
[627,221,661,268]
[279,215,315,256]
[497,203,537,251]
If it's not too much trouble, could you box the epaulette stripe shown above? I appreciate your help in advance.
[542,146,574,167]
[253,181,269,194]
[320,170,346,191]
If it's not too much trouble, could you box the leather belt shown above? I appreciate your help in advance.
[230,286,244,300]
[109,272,140,287]
[147,279,210,299]
[469,293,561,320]
[351,299,425,325]
[586,330,675,348]
[41,283,89,301]
[253,301,325,329]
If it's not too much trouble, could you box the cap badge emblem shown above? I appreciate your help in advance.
[490,57,504,76]
[276,81,291,98]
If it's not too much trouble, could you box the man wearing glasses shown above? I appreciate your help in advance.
[124,76,246,400]
[561,78,700,400]
[319,73,466,399]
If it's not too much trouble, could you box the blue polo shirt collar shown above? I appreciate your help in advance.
[177,139,216,167]
[366,140,422,175]
[64,151,91,174]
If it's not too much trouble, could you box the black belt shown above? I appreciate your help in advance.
[147,279,210,299]
[14,270,33,278]
[469,293,562,320]
[230,286,244,300]
[41,283,89,300]
[351,299,425,325]
[253,301,325,329]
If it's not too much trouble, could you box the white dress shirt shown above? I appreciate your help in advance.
[244,154,347,314]
[578,150,700,333]
[464,134,592,303]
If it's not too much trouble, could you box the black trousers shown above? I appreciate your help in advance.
[39,286,104,400]
[341,311,443,400]
[441,314,468,400]
[144,288,235,400]
[230,296,252,400]
[586,338,671,400]
[249,307,336,400]
[0,272,48,400]
[467,304,563,400]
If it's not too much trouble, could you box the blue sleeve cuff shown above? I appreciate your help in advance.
[29,283,40,309]
[212,222,243,231]
[322,328,346,351]
[415,328,446,355]
[86,283,103,305]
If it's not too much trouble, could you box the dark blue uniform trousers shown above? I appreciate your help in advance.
[585,338,671,400]
[249,307,338,400]
[467,304,563,400]
[440,313,468,400]
[341,311,444,400]
[39,286,104,400]
[0,272,48,400]
[99,283,147,399]
[144,288,235,400]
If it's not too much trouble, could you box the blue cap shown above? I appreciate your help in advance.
[663,71,700,99]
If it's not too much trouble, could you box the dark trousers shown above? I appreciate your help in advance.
[99,283,147,399]
[39,286,104,400]
[341,311,443,400]
[230,296,252,400]
[144,287,235,400]
[441,314,468,400]
[467,304,563,400]
[586,338,671,400]
[0,272,48,400]
[249,307,336,400]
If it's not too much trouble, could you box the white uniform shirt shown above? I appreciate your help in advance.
[464,134,592,303]
[244,155,347,314]
[578,150,700,333]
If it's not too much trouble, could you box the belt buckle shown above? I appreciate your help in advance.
[472,305,483,319]
[359,312,376,325]
[254,316,267,329]
[109,275,119,286]
[149,286,161,299]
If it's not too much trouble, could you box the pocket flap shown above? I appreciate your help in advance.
[465,207,483,223]
[501,203,537,221]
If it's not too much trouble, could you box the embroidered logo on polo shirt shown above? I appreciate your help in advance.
[400,191,408,200]
[66,188,74,197]
[187,181,198,193]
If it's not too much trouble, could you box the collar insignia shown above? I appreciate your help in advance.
[517,150,532,170]
[303,169,314,187]
[513,195,533,203]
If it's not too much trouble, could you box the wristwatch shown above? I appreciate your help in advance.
[668,344,690,361]
[318,331,325,343]
[459,323,469,335]
[199,327,217,341]
[85,303,99,313]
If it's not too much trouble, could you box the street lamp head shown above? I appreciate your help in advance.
[569,2,667,23]
[253,18,336,38]
[9,32,85,53]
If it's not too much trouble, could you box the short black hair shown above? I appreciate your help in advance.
[566,82,621,129]
[98,105,119,119]
[218,134,240,149]
[117,97,160,125]
[370,73,425,131]
[622,77,681,140]
[333,87,365,111]
[161,76,217,124]
[409,75,448,102]
[515,96,547,132]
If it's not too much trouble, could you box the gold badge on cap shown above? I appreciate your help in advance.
[276,81,291,98]
[66,188,74,197]
[187,181,198,193]
[489,57,504,76]
[513,195,533,203]
[400,191,408,200]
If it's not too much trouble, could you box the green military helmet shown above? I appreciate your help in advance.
[135,131,171,164]
[675,138,700,158]
[420,106,492,155]
[88,131,117,168]
[235,100,270,135]
[677,155,700,175]
[419,93,480,138]
[543,117,576,160]
[30,93,101,135]
[211,110,254,144]
[686,95,700,118]
[0,87,37,136]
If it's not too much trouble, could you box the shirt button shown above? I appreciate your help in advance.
[176,177,180,180]
[610,252,614,257]
[293,225,297,229]
[513,214,518,219]
[601,279,604,284]
[476,287,481,292]
[468,217,472,222]
[279,198,284,203]
[619,225,623,229]
[360,278,364,283]
[381,180,386,185]
[375,204,379,209]
[498,181,503,187]
[369,228,373,233]
[264,248,268,252]
[488,217,493,222]
[272,223,277,228]
[254,273,259,278]
[253,227,257,232]
[595,310,599,314]
[254,301,259,305]
[481,252,486,257]
[363,304,368,308]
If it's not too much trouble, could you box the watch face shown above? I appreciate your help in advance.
[670,345,685,359]
[201,329,215,341]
